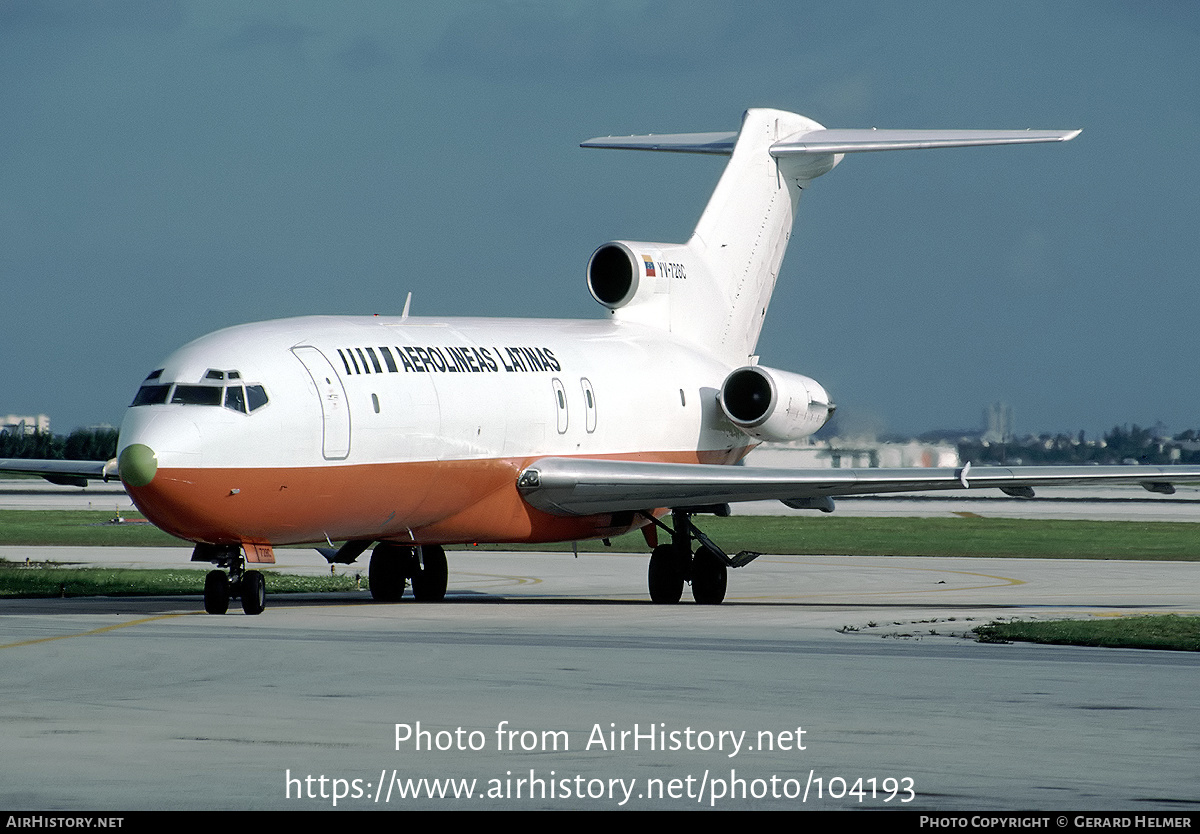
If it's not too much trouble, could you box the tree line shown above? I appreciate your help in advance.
[0,428,119,462]
[958,424,1200,466]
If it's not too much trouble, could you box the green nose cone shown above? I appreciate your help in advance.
[119,443,158,487]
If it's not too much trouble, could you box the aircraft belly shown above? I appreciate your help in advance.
[124,448,738,546]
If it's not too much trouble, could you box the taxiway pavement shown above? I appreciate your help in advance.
[2,546,1198,811]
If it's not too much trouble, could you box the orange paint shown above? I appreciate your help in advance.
[124,448,750,547]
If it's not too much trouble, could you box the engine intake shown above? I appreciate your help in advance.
[587,243,639,309]
[718,365,833,442]
[586,240,701,317]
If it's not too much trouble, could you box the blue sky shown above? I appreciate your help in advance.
[2,1,1198,438]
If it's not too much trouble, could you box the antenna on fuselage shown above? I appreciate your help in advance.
[401,292,412,321]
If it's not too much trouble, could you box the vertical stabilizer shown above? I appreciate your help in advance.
[583,108,834,365]
[582,110,1079,366]
[682,109,828,362]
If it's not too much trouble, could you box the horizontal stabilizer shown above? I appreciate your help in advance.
[770,128,1081,155]
[582,127,1080,158]
[580,131,737,155]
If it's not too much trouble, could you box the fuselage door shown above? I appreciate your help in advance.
[291,346,351,460]
[581,377,597,433]
[552,377,568,434]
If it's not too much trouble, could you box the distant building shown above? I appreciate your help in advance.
[982,402,1013,444]
[745,437,959,469]
[2,414,50,436]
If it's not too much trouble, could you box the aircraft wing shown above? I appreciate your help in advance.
[516,458,1200,517]
[0,458,118,488]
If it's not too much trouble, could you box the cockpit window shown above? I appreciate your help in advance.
[224,386,247,413]
[246,385,269,411]
[130,378,269,412]
[131,384,171,406]
[171,385,223,406]
[144,369,164,381]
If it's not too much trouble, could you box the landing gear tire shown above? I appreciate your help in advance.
[648,544,685,604]
[410,545,448,602]
[241,569,266,615]
[203,570,229,615]
[690,545,727,605]
[370,544,408,602]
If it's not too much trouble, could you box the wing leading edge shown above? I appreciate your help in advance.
[0,459,117,488]
[516,458,1200,517]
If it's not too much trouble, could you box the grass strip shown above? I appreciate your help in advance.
[974,615,1200,651]
[0,510,187,547]
[2,511,1199,561]
[461,515,1200,560]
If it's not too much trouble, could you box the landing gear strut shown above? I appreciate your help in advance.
[195,544,266,615]
[643,509,758,605]
[370,543,448,603]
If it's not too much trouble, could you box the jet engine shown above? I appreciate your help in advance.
[586,240,700,310]
[718,365,834,442]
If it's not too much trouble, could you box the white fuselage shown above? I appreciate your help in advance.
[118,314,758,546]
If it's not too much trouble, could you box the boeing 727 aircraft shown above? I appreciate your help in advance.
[7,108,1200,614]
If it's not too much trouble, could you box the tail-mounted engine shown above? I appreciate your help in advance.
[587,240,704,313]
[718,365,834,442]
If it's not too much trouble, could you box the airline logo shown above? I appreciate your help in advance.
[336,345,562,375]
[642,255,655,277]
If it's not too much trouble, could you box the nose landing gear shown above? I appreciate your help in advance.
[194,543,266,615]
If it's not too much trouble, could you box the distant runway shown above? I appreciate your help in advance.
[0,479,133,511]
[2,546,1199,811]
[739,483,1200,522]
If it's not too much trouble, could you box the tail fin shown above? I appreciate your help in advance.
[583,108,1079,365]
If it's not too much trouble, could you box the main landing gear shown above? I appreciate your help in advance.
[369,543,448,603]
[193,544,266,616]
[644,509,759,605]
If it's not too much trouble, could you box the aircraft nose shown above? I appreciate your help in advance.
[116,409,201,489]
[118,443,158,487]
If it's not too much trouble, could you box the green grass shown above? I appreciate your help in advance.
[0,560,358,598]
[0,510,188,547]
[3,511,1200,560]
[461,515,1200,560]
[974,615,1200,651]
